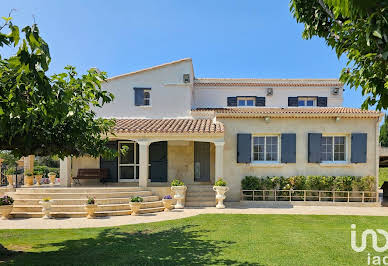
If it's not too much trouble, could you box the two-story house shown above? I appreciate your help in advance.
[59,58,382,202]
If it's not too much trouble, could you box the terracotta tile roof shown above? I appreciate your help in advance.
[192,107,382,118]
[113,118,224,135]
[194,78,342,87]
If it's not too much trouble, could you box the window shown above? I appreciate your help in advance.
[320,136,346,162]
[143,89,151,106]
[298,97,316,107]
[118,141,139,181]
[253,136,279,162]
[237,97,255,107]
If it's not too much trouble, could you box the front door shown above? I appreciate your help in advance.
[118,141,139,182]
[194,142,210,182]
[149,141,168,182]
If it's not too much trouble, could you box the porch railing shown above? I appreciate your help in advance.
[241,190,377,203]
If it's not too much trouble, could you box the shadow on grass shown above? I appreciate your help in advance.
[5,225,261,265]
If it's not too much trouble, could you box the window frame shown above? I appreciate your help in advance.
[143,89,151,106]
[252,134,280,163]
[118,141,140,182]
[237,96,256,107]
[320,135,347,163]
[297,97,317,107]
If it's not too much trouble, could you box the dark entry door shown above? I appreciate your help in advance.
[149,141,168,182]
[100,141,118,182]
[194,142,210,182]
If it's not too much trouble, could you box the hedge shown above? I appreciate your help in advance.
[241,175,376,192]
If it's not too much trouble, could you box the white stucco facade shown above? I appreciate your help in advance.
[61,58,381,203]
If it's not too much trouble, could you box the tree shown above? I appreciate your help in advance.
[290,0,388,109]
[0,15,115,158]
[380,114,388,146]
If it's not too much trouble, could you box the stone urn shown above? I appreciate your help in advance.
[24,175,34,187]
[6,175,13,188]
[130,202,142,216]
[162,198,174,212]
[48,173,56,186]
[213,186,230,209]
[34,175,43,186]
[84,204,98,219]
[171,186,187,209]
[39,200,53,219]
[0,205,13,220]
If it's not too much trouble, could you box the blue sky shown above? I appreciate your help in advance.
[1,0,367,108]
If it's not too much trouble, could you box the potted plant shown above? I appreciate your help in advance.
[34,169,44,186]
[162,195,174,212]
[0,195,14,220]
[84,196,97,219]
[170,179,187,209]
[213,178,229,209]
[24,170,34,187]
[5,167,16,188]
[48,172,56,186]
[39,197,53,219]
[129,196,143,216]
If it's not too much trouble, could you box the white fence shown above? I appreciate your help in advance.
[241,190,377,203]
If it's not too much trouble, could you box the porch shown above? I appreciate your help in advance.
[60,119,225,189]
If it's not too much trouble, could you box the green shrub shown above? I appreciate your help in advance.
[241,176,260,190]
[130,196,143,202]
[215,178,227,186]
[334,176,354,191]
[171,179,184,186]
[5,167,16,175]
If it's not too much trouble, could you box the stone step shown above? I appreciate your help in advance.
[15,187,143,193]
[12,196,159,205]
[11,206,165,218]
[185,200,216,207]
[11,191,153,199]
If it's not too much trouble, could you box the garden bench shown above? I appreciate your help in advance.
[72,168,109,185]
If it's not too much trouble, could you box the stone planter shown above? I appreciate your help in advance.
[84,204,98,219]
[171,185,187,209]
[34,175,43,186]
[0,205,13,220]
[6,175,13,188]
[39,200,53,219]
[48,173,56,186]
[24,175,34,187]
[213,186,229,209]
[129,202,142,216]
[162,198,174,212]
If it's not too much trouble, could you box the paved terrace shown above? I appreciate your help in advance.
[1,203,388,229]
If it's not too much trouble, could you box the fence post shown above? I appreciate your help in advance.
[362,192,364,203]
[263,190,265,201]
[304,190,306,202]
[289,190,292,202]
[347,191,350,203]
[319,191,321,202]
[252,190,255,201]
[274,190,277,201]
[333,191,335,202]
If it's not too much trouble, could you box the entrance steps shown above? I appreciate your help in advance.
[185,185,216,207]
[10,187,164,218]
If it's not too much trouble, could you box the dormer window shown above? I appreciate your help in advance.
[237,97,256,107]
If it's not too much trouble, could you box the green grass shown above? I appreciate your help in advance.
[1,214,387,265]
[380,167,388,187]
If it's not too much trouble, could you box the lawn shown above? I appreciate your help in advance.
[380,167,388,187]
[0,214,387,265]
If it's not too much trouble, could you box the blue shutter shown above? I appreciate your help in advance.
[351,133,367,163]
[237,134,251,163]
[288,97,298,107]
[308,133,322,163]
[281,133,296,163]
[134,88,144,106]
[317,97,327,107]
[255,97,266,106]
[227,97,237,106]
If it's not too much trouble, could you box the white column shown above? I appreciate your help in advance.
[23,155,34,172]
[214,141,224,182]
[138,140,150,188]
[60,157,72,187]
